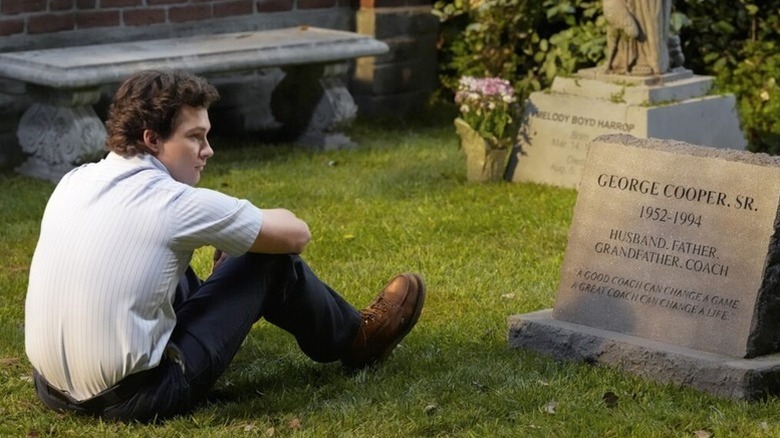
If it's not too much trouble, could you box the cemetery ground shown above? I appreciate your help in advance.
[2,118,780,437]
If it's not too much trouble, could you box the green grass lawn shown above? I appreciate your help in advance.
[2,119,779,437]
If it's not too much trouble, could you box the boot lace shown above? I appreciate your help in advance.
[360,296,393,325]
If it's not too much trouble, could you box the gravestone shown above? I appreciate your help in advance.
[508,134,780,400]
[509,1,745,189]
[508,68,746,188]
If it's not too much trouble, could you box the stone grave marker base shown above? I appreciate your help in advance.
[509,68,746,188]
[508,309,780,401]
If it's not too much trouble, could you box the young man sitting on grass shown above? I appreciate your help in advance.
[24,69,425,422]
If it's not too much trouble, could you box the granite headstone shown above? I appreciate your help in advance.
[509,69,746,189]
[508,134,780,399]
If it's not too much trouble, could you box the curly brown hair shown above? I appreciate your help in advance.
[105,70,220,156]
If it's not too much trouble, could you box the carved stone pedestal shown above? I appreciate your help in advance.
[16,87,106,182]
[272,63,358,150]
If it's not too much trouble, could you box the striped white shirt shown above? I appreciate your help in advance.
[25,152,263,401]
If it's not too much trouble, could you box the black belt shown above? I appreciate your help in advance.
[34,367,155,413]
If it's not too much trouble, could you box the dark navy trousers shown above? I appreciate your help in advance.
[34,253,362,422]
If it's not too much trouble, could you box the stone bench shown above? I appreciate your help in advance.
[0,26,388,181]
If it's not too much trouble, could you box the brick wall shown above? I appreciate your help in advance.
[354,0,439,117]
[0,0,354,35]
[0,0,354,50]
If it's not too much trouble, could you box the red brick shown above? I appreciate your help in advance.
[76,10,120,28]
[214,0,254,17]
[148,0,187,5]
[101,0,142,7]
[51,0,75,10]
[0,18,24,36]
[76,0,97,8]
[362,0,405,7]
[123,8,166,26]
[257,0,292,11]
[24,0,47,12]
[0,1,21,15]
[1,0,45,14]
[28,13,76,34]
[297,0,336,9]
[169,4,213,22]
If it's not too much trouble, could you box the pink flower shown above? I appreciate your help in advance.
[455,76,519,149]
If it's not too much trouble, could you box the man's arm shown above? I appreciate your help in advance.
[248,208,311,254]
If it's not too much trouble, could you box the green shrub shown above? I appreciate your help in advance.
[676,0,780,153]
[432,0,604,105]
[434,0,780,153]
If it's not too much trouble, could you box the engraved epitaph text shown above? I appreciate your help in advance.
[552,137,780,357]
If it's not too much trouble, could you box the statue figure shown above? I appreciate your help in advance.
[603,0,673,75]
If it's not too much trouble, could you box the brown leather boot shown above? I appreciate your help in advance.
[341,273,426,368]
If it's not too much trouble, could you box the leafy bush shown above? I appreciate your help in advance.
[434,0,780,153]
[676,0,780,154]
[432,0,604,105]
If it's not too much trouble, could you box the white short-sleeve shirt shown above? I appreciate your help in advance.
[25,152,263,401]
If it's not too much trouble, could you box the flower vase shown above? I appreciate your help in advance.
[454,118,509,182]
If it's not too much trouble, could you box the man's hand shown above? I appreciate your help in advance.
[212,248,230,273]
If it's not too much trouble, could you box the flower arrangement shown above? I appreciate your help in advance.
[454,76,519,149]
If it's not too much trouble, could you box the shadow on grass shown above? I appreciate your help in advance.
[195,311,534,423]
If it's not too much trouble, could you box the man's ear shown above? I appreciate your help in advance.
[143,129,161,154]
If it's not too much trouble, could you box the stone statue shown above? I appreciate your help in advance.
[603,0,673,75]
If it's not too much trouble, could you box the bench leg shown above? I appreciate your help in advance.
[271,64,358,149]
[15,102,107,182]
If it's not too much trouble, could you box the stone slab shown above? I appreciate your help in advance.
[4,27,386,181]
[509,73,745,189]
[0,27,388,89]
[555,68,711,105]
[552,135,780,358]
[508,309,780,400]
[575,67,696,85]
